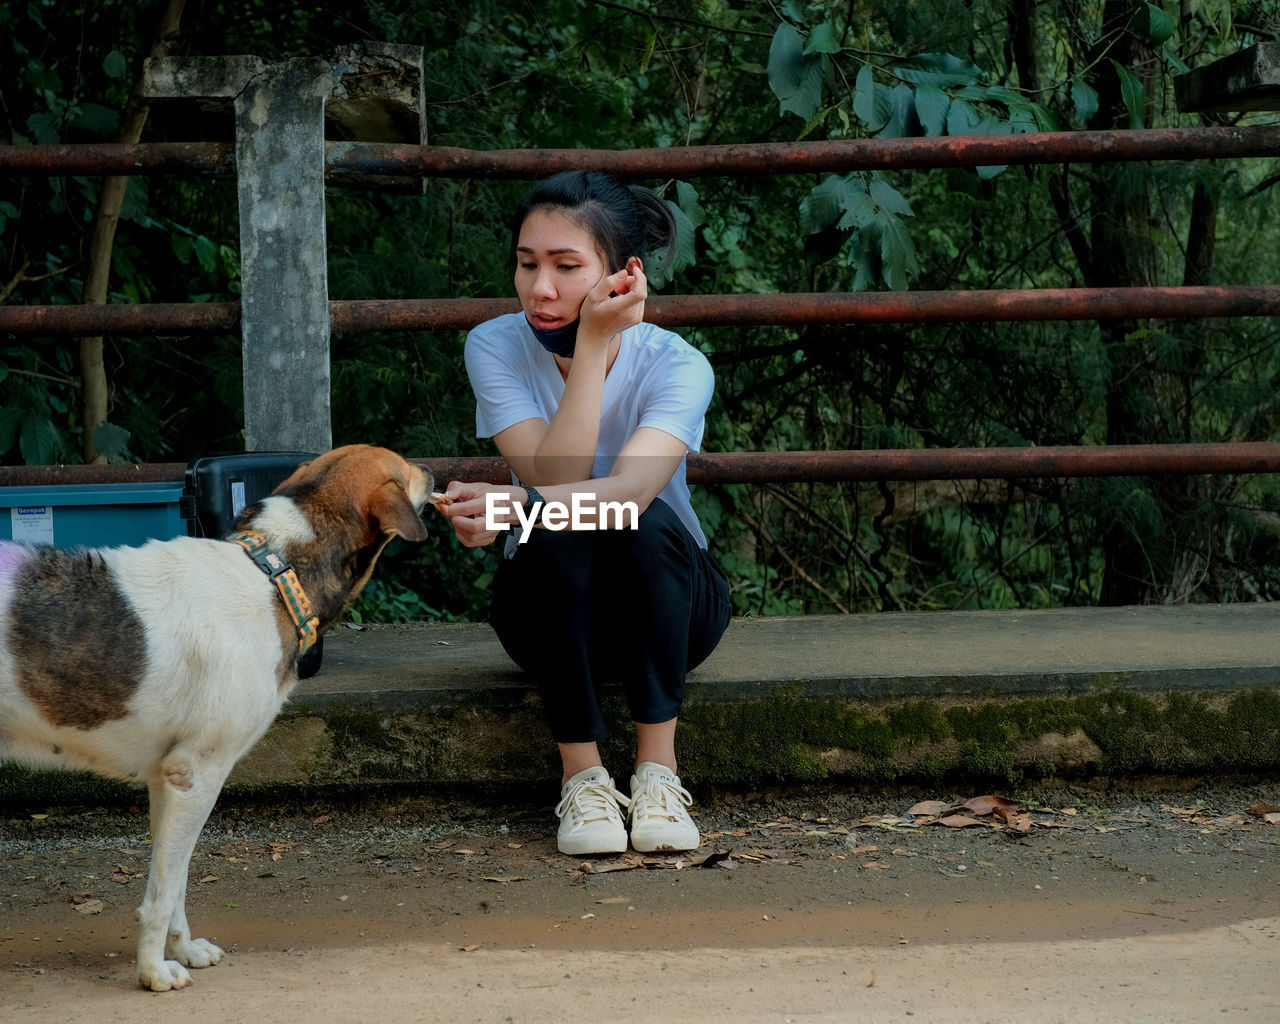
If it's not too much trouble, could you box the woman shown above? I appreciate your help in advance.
[436,171,731,856]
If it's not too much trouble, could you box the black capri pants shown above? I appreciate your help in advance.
[489,497,731,743]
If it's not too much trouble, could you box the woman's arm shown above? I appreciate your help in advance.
[439,426,687,548]
[498,260,649,486]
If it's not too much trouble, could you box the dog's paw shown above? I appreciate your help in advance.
[138,959,194,992]
[171,937,223,969]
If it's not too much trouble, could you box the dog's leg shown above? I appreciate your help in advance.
[150,776,224,968]
[135,753,228,991]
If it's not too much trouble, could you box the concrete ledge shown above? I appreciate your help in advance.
[4,605,1280,805]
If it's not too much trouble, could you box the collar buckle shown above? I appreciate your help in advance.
[231,531,320,656]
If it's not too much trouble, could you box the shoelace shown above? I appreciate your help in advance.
[555,775,630,827]
[630,774,693,824]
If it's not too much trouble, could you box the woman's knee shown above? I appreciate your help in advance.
[615,499,695,570]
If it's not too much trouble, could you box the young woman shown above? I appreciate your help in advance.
[436,171,731,856]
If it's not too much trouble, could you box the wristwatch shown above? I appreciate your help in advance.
[522,485,546,526]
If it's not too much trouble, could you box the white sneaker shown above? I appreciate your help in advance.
[628,761,699,853]
[554,766,629,855]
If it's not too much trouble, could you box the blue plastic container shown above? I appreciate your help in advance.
[0,482,186,549]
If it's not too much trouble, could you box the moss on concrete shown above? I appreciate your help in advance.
[3,684,1279,806]
[677,684,1280,787]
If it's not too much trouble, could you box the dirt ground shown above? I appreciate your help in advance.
[2,777,1278,1023]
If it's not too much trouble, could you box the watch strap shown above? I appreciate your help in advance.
[522,485,546,526]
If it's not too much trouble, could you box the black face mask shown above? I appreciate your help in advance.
[528,316,580,358]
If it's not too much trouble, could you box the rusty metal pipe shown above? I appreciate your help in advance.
[332,287,1280,332]
[6,286,1280,337]
[0,141,235,177]
[327,126,1280,179]
[5,127,1278,179]
[684,444,1280,483]
[5,445,1280,489]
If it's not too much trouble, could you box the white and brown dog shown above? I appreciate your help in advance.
[0,444,431,991]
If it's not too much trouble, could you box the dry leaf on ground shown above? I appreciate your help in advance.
[963,795,1022,817]
[907,800,950,816]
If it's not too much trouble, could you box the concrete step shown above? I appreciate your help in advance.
[4,605,1280,805]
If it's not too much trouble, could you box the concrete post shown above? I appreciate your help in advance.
[142,44,424,453]
[1176,42,1280,113]
[233,58,333,453]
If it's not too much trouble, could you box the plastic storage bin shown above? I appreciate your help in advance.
[181,451,323,678]
[0,482,185,549]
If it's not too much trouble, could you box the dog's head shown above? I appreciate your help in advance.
[239,445,433,624]
[276,444,432,545]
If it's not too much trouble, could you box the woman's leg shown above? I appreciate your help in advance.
[634,718,678,775]
[603,501,730,852]
[558,741,604,784]
[608,499,732,731]
[491,534,630,854]
[490,528,613,746]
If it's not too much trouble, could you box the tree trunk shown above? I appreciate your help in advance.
[1078,0,1165,605]
[80,0,185,463]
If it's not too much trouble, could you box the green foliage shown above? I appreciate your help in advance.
[5,0,1280,622]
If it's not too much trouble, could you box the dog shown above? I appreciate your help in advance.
[0,444,431,991]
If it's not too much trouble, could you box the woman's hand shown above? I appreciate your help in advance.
[577,256,646,347]
[433,480,523,548]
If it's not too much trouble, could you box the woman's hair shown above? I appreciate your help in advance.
[510,170,679,275]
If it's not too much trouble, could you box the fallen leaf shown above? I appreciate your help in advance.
[30,813,49,821]
[198,874,218,884]
[577,854,647,874]
[907,800,950,816]
[580,913,595,920]
[72,899,104,915]
[862,861,893,870]
[1247,802,1280,817]
[867,970,877,987]
[938,815,983,829]
[1059,807,1078,816]
[481,875,529,884]
[1265,813,1280,825]
[848,845,878,855]
[459,944,479,952]
[596,897,630,904]
[963,795,1021,817]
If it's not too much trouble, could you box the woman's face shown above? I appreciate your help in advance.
[514,209,606,330]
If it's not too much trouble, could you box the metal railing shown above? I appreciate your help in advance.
[3,125,1280,487]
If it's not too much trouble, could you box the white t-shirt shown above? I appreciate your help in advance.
[465,312,714,552]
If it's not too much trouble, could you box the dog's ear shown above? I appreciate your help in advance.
[368,481,429,542]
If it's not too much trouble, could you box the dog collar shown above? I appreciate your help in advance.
[230,531,321,656]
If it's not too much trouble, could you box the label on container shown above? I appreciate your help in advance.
[11,506,54,545]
